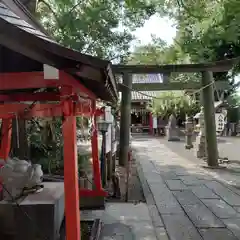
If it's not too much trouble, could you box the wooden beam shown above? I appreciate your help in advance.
[0,71,96,99]
[118,81,230,92]
[113,57,240,74]
[0,103,104,118]
[0,92,62,102]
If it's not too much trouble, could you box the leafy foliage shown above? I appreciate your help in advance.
[36,0,155,59]
[128,0,240,97]
[149,91,200,118]
[168,0,240,97]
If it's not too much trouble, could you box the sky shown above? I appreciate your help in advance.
[132,14,176,48]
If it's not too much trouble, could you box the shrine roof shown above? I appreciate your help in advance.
[131,91,157,101]
[0,0,118,103]
[118,74,161,101]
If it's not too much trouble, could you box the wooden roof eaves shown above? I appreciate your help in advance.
[0,15,113,71]
[0,1,118,102]
[2,0,48,34]
[0,18,118,102]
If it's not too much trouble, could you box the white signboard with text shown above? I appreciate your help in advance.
[215,113,225,132]
[105,107,113,153]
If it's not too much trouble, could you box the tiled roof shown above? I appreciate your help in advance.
[119,91,157,101]
[131,91,156,100]
[118,74,161,101]
[0,2,55,43]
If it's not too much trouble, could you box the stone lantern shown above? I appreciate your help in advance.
[185,116,194,149]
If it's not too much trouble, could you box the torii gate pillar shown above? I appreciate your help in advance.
[201,71,219,167]
[119,73,132,166]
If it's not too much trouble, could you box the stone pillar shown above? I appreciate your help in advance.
[201,71,218,167]
[185,116,194,149]
[166,114,180,141]
[195,107,207,158]
[119,73,132,166]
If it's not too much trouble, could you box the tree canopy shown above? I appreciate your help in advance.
[127,0,240,99]
[36,0,156,59]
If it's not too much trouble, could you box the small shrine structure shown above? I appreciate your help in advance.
[0,1,118,239]
[121,74,162,133]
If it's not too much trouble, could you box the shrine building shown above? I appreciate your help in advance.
[119,74,162,133]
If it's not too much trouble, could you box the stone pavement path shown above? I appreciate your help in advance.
[81,202,157,240]
[132,137,240,240]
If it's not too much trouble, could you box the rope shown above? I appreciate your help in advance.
[119,81,215,100]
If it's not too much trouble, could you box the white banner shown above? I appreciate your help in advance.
[105,107,113,153]
[215,113,225,132]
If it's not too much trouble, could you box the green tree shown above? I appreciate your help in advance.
[16,0,157,169]
[149,91,200,118]
[128,36,201,83]
[165,0,240,97]
[36,0,156,60]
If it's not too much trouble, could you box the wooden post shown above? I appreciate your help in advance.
[91,100,102,191]
[62,88,81,240]
[201,71,219,167]
[100,132,107,187]
[0,118,12,160]
[106,152,112,180]
[119,73,132,166]
[149,112,153,135]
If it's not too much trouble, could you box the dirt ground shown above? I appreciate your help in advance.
[106,157,146,203]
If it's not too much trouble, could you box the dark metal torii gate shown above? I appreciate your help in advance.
[113,57,240,168]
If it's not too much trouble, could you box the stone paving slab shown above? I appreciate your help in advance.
[179,176,209,186]
[199,228,238,240]
[155,227,169,240]
[189,185,220,199]
[202,199,240,219]
[133,137,240,240]
[128,221,157,240]
[148,182,170,195]
[155,201,185,215]
[182,202,225,228]
[165,180,188,190]
[145,172,166,184]
[161,214,203,240]
[173,190,202,205]
[234,207,240,213]
[148,204,164,227]
[205,181,240,206]
[223,218,240,239]
[159,172,180,180]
